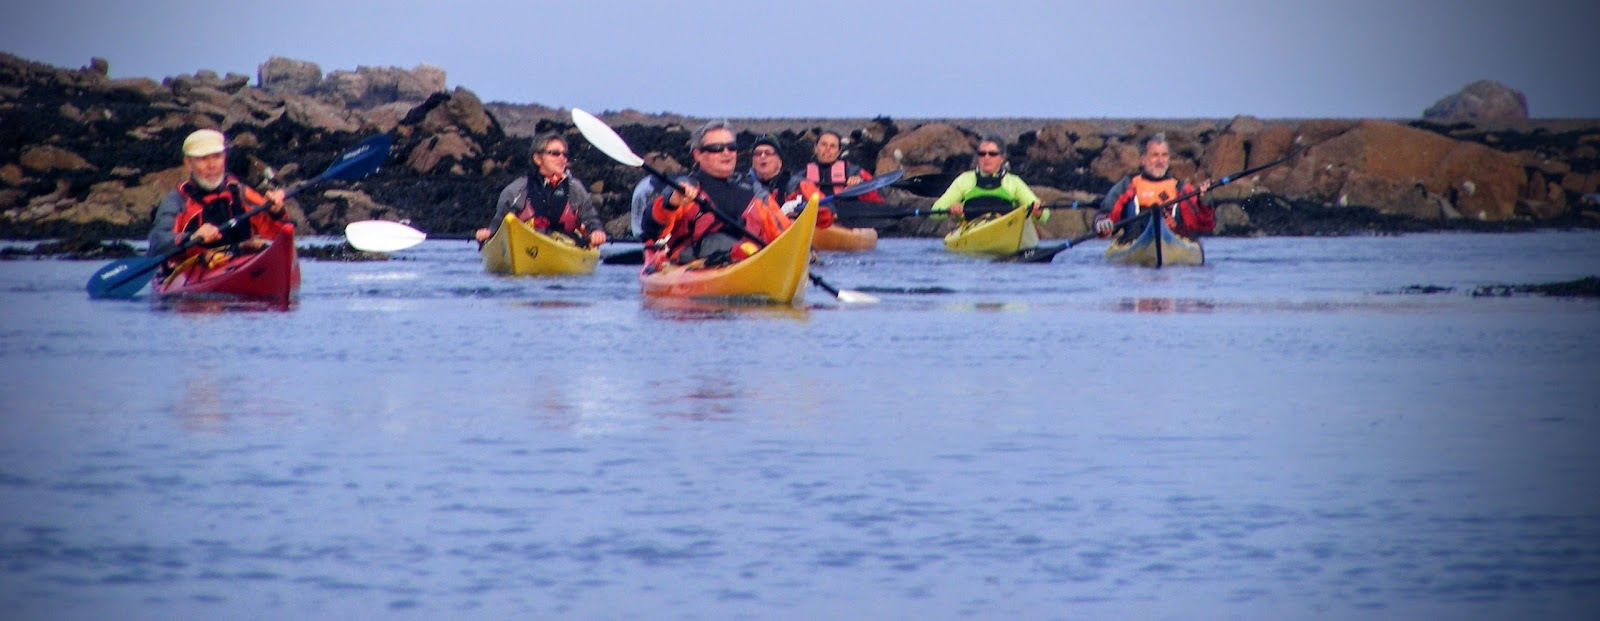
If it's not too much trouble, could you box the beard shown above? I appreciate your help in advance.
[192,172,225,190]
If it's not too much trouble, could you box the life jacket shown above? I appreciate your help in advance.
[649,171,790,264]
[171,175,284,261]
[1108,173,1213,235]
[516,173,582,237]
[961,171,1020,214]
[805,161,848,196]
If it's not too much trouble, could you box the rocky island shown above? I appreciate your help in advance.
[2,53,1597,246]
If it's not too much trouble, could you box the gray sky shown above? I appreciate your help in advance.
[4,0,1596,119]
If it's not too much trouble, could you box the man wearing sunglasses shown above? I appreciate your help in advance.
[930,136,1043,220]
[646,121,789,265]
[475,132,607,247]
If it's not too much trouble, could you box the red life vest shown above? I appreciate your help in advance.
[171,176,286,260]
[517,174,583,235]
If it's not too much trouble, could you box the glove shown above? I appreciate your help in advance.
[1094,217,1114,235]
[780,197,803,216]
[817,207,835,228]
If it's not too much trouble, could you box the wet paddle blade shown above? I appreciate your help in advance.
[85,255,162,299]
[571,108,645,167]
[601,247,645,265]
[895,172,959,197]
[345,220,426,252]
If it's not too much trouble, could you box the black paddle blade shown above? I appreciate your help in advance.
[894,172,958,197]
[995,243,1069,264]
[601,248,645,265]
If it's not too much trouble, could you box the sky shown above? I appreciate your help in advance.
[4,0,1597,120]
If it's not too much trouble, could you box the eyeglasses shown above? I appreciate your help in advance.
[976,151,1003,157]
[752,149,778,157]
[542,150,567,157]
[698,142,737,153]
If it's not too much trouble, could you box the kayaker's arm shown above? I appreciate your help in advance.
[475,178,526,243]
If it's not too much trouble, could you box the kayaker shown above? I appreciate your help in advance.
[745,135,833,229]
[930,137,1044,220]
[475,132,607,247]
[1094,133,1214,238]
[804,131,885,203]
[647,120,790,265]
[629,175,660,238]
[146,129,289,270]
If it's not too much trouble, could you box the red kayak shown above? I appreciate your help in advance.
[154,226,300,304]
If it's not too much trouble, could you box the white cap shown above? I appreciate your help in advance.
[182,129,226,157]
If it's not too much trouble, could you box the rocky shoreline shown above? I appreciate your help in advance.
[3,53,1598,248]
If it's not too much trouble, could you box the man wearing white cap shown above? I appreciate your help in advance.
[146,129,288,266]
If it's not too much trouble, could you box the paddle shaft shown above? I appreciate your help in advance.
[1001,145,1311,263]
[98,178,320,294]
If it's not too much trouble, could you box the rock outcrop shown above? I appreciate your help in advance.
[2,52,1596,242]
[1424,80,1529,122]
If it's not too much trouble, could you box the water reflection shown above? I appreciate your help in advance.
[1115,297,1216,314]
[641,297,810,322]
[152,295,295,313]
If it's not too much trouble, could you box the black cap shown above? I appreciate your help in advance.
[752,135,780,150]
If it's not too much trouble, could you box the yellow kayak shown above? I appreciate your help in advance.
[1105,212,1205,267]
[639,195,818,305]
[943,206,1038,257]
[813,223,877,252]
[479,213,600,276]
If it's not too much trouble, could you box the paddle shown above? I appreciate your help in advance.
[86,133,393,299]
[572,108,877,303]
[345,219,426,252]
[604,170,908,266]
[894,172,959,197]
[997,144,1313,263]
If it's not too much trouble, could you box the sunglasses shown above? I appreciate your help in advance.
[752,148,778,157]
[976,150,1003,157]
[541,150,567,157]
[698,142,737,153]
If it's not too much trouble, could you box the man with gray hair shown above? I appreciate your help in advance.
[643,120,789,265]
[147,128,289,269]
[1094,133,1214,238]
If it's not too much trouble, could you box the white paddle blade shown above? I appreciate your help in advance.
[571,108,645,167]
[345,220,427,252]
[835,290,880,304]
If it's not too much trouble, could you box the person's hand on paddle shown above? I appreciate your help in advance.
[947,202,964,219]
[265,188,287,217]
[1094,215,1114,236]
[845,174,863,188]
[588,229,607,246]
[667,183,699,209]
[473,227,492,242]
[191,223,223,244]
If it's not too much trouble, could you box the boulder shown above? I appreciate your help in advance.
[405,131,480,174]
[257,57,323,95]
[20,145,94,173]
[1089,140,1140,183]
[1270,120,1525,220]
[1424,80,1528,121]
[282,95,361,133]
[875,123,974,173]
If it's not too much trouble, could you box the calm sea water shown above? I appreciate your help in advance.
[2,231,1598,620]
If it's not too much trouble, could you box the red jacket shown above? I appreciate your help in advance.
[1101,173,1214,237]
